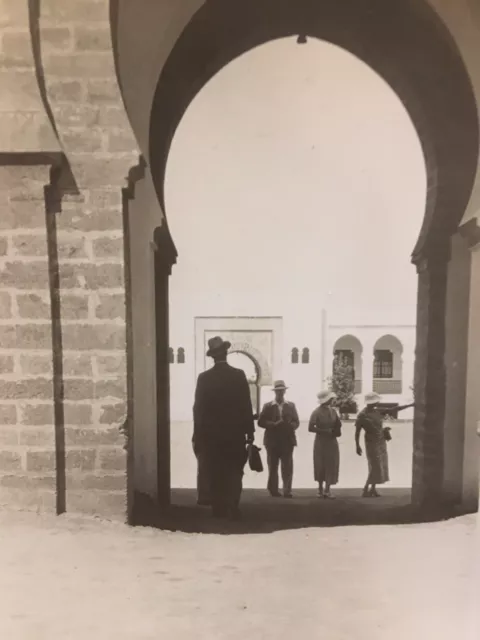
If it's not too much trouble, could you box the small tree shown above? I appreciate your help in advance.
[329,355,357,419]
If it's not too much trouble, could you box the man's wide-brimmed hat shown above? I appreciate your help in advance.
[206,336,231,357]
[365,392,382,405]
[317,390,335,404]
[272,380,288,391]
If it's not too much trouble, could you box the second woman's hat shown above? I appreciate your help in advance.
[365,392,382,405]
[317,390,335,404]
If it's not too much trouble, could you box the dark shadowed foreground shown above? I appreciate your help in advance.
[133,488,470,534]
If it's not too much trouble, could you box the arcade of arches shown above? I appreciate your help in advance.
[333,334,407,397]
[0,0,479,522]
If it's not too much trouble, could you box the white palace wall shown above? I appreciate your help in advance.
[169,298,416,422]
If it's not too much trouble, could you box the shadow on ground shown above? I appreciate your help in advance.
[132,488,467,534]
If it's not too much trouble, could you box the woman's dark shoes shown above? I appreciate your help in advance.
[362,488,371,498]
[323,492,335,500]
[283,492,293,499]
[369,489,381,498]
[269,491,281,498]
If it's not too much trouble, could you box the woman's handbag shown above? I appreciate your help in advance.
[247,444,264,472]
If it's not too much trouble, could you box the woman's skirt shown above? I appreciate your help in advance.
[365,437,389,484]
[313,435,340,485]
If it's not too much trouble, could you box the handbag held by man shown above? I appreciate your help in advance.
[247,443,264,472]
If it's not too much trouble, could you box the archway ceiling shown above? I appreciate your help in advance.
[148,0,479,262]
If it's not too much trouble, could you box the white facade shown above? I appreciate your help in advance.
[169,307,415,422]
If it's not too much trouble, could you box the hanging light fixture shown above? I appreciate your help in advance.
[297,34,308,44]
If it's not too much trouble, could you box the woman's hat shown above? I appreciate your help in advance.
[272,380,288,391]
[206,336,231,357]
[317,390,335,404]
[365,392,382,405]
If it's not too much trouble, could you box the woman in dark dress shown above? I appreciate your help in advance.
[355,392,414,497]
[308,390,342,499]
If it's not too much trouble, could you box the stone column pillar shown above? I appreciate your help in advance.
[361,341,375,396]
[0,163,57,513]
[443,229,472,505]
[153,224,177,508]
[399,351,415,420]
[411,247,449,509]
[461,223,480,511]
[37,1,141,521]
[473,423,480,640]
[401,352,414,395]
[477,420,480,509]
[324,331,336,390]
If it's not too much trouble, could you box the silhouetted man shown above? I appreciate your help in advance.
[193,336,255,518]
[258,380,299,498]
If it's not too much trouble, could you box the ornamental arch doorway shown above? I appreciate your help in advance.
[112,0,480,519]
[227,351,261,416]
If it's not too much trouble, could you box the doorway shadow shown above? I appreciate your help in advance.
[132,488,463,535]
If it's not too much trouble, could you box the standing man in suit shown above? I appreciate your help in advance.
[258,380,300,498]
[193,336,255,518]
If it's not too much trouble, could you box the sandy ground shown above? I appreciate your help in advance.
[171,421,414,489]
[0,509,478,640]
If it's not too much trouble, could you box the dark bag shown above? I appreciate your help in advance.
[247,444,264,472]
[383,427,392,442]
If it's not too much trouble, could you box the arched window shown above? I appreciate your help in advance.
[373,335,403,394]
[291,348,299,364]
[168,347,174,364]
[301,347,310,364]
[373,350,393,378]
[332,336,362,392]
[334,349,355,379]
[177,347,185,364]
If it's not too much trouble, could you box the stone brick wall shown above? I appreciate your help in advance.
[0,165,56,511]
[0,1,58,151]
[36,0,138,519]
[54,185,129,518]
[0,163,133,518]
[412,252,449,509]
[0,0,139,520]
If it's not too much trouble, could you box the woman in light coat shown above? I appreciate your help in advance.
[355,392,414,497]
[308,390,342,499]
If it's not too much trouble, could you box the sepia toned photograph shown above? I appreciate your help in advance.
[0,1,479,638]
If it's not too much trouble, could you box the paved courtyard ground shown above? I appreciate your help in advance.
[171,421,413,489]
[0,508,477,640]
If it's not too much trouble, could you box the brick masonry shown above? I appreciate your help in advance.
[411,255,448,508]
[0,174,131,520]
[0,165,56,512]
[0,0,139,520]
[43,1,136,520]
[52,183,131,518]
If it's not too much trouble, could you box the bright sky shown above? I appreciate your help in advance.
[165,38,426,321]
